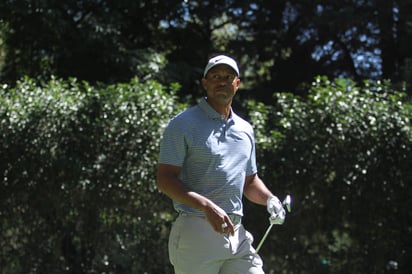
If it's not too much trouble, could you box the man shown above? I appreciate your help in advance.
[157,55,286,273]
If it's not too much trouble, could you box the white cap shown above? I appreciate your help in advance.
[203,55,239,78]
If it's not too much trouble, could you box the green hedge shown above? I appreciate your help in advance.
[1,76,411,273]
[247,77,412,273]
[0,77,184,273]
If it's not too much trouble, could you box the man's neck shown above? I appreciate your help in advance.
[206,98,232,119]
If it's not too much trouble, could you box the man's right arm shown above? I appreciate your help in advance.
[156,163,235,235]
[156,163,209,211]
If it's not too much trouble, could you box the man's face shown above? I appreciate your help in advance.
[202,65,240,107]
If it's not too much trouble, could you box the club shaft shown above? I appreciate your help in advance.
[255,223,273,253]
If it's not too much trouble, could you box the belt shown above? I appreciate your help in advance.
[179,212,242,226]
[228,214,242,226]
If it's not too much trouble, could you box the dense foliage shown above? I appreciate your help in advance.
[0,77,184,273]
[246,77,412,273]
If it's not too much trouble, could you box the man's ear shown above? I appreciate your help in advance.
[235,78,241,90]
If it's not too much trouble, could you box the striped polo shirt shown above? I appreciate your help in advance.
[159,97,257,216]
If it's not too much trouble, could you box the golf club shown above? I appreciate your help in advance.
[255,195,291,253]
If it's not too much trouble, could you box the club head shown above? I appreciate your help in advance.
[283,195,291,212]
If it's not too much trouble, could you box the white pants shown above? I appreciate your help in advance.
[168,214,264,274]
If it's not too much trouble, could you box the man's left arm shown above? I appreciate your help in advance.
[244,173,287,225]
[243,173,273,206]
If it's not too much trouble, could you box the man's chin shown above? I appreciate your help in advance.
[214,96,232,106]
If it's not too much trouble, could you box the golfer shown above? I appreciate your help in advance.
[157,54,286,273]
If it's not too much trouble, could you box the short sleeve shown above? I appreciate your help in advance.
[246,130,258,176]
[158,118,187,167]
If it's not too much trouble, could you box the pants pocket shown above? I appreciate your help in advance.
[168,217,183,266]
[245,229,254,245]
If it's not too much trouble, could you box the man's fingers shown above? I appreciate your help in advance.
[223,216,235,235]
[213,216,235,235]
[204,204,235,235]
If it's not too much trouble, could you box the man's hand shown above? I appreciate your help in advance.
[267,196,286,225]
[203,200,235,235]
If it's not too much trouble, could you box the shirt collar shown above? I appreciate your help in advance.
[199,97,232,121]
